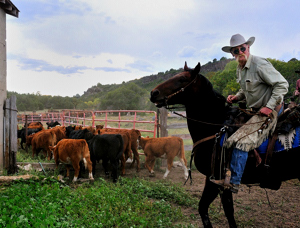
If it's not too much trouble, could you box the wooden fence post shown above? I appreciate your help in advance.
[4,95,18,174]
[156,108,160,138]
[157,107,168,168]
[159,107,168,137]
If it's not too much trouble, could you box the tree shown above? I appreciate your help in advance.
[100,83,148,110]
[209,61,238,96]
[71,97,81,109]
[288,58,298,62]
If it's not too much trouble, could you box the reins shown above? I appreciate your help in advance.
[170,109,264,128]
[184,126,227,185]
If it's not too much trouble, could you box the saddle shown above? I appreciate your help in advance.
[223,104,300,153]
[276,105,300,134]
[216,104,300,189]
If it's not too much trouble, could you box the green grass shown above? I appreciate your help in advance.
[10,114,200,227]
[0,174,199,227]
[17,149,54,163]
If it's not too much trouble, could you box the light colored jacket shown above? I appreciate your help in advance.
[235,55,289,110]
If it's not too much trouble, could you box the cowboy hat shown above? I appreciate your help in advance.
[222,34,255,53]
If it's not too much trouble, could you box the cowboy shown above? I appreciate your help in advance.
[212,34,289,193]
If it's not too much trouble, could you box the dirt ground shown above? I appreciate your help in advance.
[120,160,300,228]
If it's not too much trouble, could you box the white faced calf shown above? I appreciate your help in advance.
[138,136,188,179]
[49,139,94,182]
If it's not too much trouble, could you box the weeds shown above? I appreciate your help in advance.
[0,174,198,227]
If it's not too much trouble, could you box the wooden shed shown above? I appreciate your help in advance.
[0,0,19,172]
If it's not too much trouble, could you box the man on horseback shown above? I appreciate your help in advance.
[212,34,289,193]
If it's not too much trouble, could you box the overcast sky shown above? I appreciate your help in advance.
[6,0,300,97]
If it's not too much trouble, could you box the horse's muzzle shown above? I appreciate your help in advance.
[150,90,166,107]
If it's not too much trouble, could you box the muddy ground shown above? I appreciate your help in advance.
[119,160,300,228]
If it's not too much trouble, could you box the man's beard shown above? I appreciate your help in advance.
[235,53,248,66]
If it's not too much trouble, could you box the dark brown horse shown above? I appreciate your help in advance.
[150,62,300,228]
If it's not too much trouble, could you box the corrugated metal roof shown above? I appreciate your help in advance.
[0,0,19,18]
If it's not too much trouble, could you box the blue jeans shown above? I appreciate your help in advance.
[230,148,248,185]
[229,107,281,185]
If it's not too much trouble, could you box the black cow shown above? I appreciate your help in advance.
[18,127,43,150]
[46,121,61,129]
[69,128,94,141]
[88,134,124,182]
[65,126,76,138]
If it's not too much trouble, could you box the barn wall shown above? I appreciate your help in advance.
[0,9,6,172]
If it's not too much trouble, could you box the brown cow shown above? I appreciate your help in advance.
[26,134,34,148]
[100,129,132,175]
[82,126,96,135]
[138,136,188,179]
[49,126,67,143]
[31,130,56,160]
[49,139,94,182]
[95,124,104,131]
[102,128,141,171]
[26,127,66,149]
[26,122,44,129]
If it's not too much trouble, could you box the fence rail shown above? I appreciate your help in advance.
[18,109,157,137]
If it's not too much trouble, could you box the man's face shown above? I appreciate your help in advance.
[231,44,250,63]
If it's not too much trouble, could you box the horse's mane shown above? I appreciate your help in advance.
[184,66,226,104]
[198,73,226,104]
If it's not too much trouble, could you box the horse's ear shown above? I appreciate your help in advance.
[194,62,201,74]
[184,61,188,71]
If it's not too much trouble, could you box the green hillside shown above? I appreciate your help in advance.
[8,57,300,112]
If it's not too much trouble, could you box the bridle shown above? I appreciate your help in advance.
[164,73,199,107]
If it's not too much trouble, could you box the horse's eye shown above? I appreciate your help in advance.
[179,76,187,83]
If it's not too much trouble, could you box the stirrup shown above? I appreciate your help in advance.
[231,184,239,193]
[210,178,225,186]
[224,169,232,187]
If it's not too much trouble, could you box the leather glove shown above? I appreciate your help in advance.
[260,107,273,116]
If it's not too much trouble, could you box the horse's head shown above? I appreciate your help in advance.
[150,62,201,107]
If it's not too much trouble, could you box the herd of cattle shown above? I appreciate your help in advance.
[17,121,189,182]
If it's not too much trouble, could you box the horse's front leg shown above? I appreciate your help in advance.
[221,189,237,228]
[199,177,220,228]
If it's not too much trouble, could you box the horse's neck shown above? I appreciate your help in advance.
[185,99,226,143]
